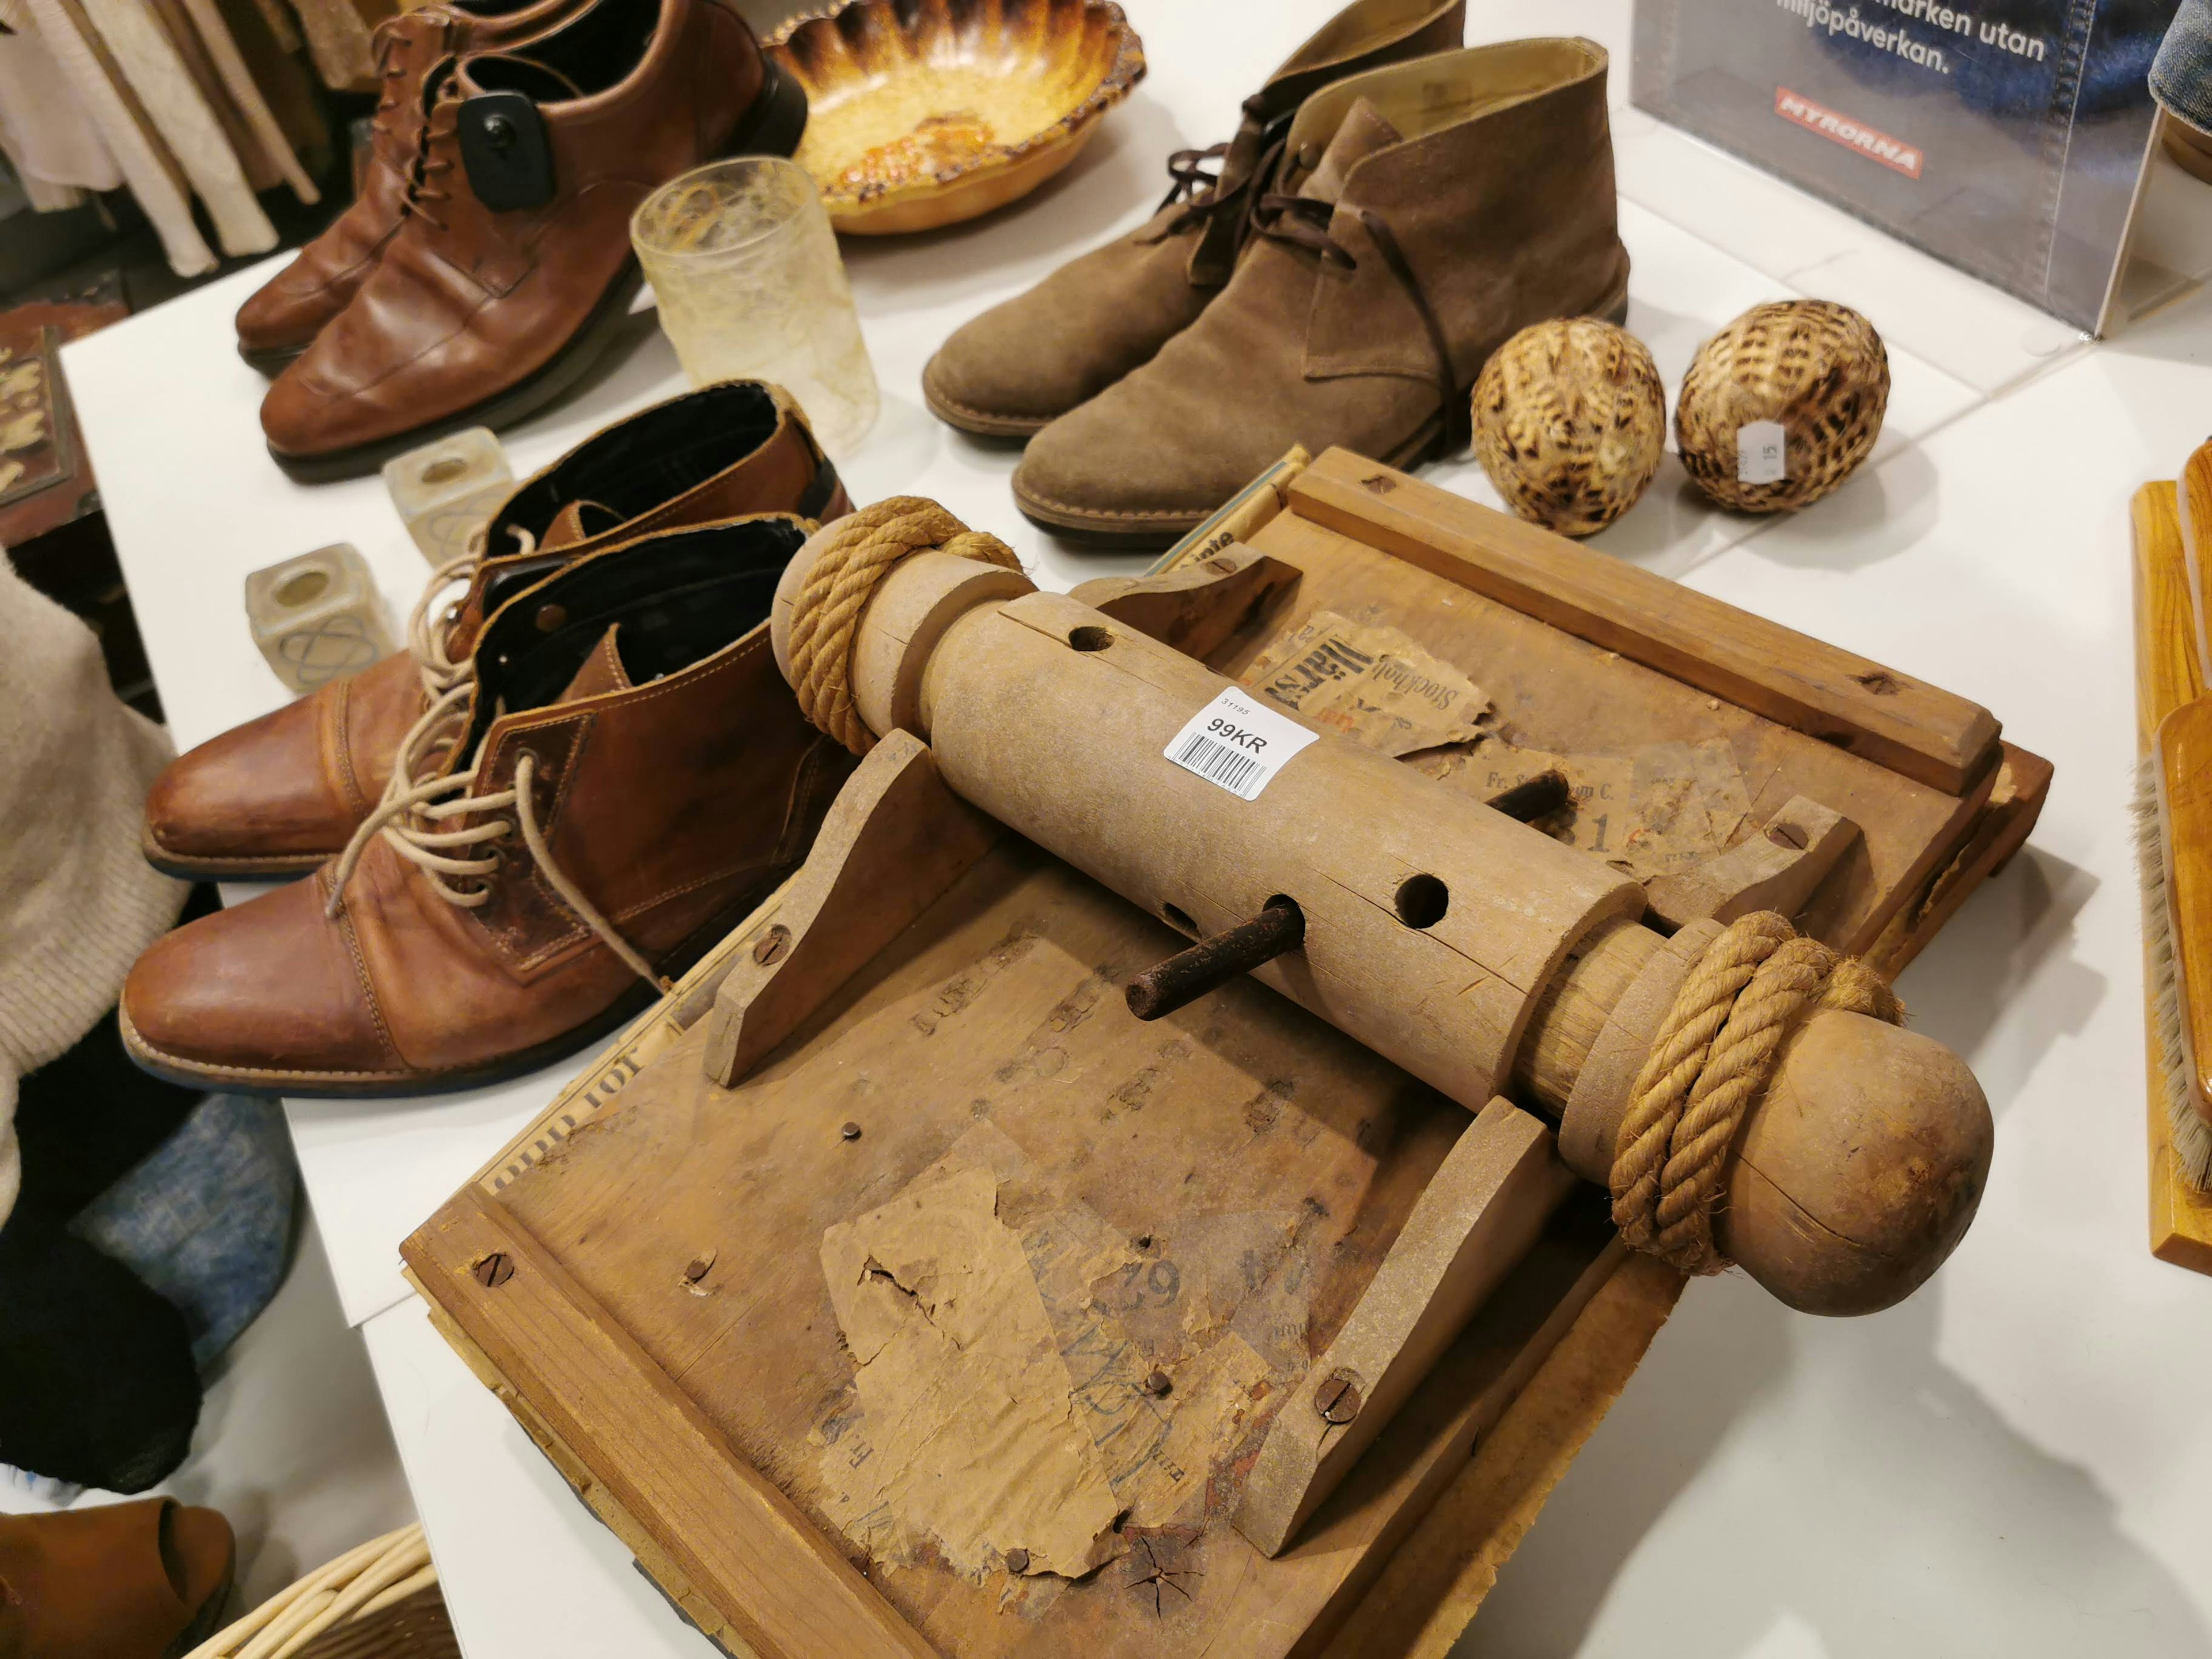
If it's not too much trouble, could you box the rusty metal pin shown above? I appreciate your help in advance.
[753,924,792,965]
[1314,1370,1362,1425]
[1145,1369,1172,1397]
[1483,769,1571,823]
[840,1121,862,1141]
[1127,896,1304,1022]
[1006,1548,1030,1574]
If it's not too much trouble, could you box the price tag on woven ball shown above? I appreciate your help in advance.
[1737,421,1787,485]
[1163,687,1319,801]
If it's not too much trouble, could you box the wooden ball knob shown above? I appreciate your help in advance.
[1718,1009,1993,1315]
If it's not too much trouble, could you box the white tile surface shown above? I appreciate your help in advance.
[1468,260,2212,1659]
[363,1298,714,1659]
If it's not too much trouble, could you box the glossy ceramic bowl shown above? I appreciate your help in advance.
[766,0,1145,235]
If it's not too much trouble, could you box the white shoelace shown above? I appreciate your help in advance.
[323,528,667,990]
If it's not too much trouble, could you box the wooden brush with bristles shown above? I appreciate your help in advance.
[2132,453,2212,1272]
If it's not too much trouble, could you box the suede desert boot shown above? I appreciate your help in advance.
[921,0,1465,438]
[1012,40,1628,550]
[144,381,849,880]
[121,518,854,1097]
[232,0,581,374]
[260,0,808,480]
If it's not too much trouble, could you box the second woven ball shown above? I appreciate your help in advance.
[1676,300,1889,513]
[1470,318,1666,538]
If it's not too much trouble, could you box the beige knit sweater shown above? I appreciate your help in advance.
[0,555,186,1226]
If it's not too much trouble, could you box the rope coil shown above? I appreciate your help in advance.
[1609,911,1904,1275]
[785,497,1021,755]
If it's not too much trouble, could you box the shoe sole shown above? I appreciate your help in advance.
[920,363,1057,441]
[265,67,811,486]
[1010,278,1635,551]
[117,883,777,1099]
[239,341,308,377]
[141,822,331,881]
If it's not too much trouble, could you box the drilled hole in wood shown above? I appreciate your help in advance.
[1161,902,1195,932]
[421,456,469,485]
[1394,874,1449,929]
[1068,625,1114,652]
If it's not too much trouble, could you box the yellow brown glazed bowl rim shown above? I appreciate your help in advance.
[764,0,1148,214]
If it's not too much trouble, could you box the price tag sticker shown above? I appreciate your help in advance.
[1162,687,1319,801]
[1737,420,1787,485]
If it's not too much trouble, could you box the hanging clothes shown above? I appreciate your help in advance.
[0,0,323,276]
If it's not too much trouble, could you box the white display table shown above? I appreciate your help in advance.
[59,1,2212,1650]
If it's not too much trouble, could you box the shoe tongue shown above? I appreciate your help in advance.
[1297,98,1402,204]
[558,624,633,701]
[541,499,624,551]
[457,52,584,103]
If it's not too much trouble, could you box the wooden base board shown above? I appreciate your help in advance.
[410,455,2055,1658]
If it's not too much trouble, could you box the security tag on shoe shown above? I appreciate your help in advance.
[458,91,555,212]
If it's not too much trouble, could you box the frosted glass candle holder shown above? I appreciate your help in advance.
[244,543,394,694]
[382,427,513,568]
[631,157,880,457]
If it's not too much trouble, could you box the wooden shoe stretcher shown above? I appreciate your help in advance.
[403,448,2051,1659]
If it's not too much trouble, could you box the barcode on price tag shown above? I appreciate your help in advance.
[1737,420,1787,485]
[1162,686,1319,801]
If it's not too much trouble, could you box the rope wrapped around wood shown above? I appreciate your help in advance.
[1609,911,1905,1275]
[785,497,1022,753]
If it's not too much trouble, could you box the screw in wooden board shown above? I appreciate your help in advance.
[473,1252,514,1289]
[1766,821,1809,851]
[684,1256,712,1283]
[1005,1549,1030,1574]
[840,1121,862,1141]
[1315,1370,1362,1425]
[1145,1369,1172,1397]
[753,924,791,966]
[1206,556,1240,574]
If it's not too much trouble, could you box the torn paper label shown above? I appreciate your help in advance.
[816,1162,1123,1580]
[1418,735,1753,881]
[1243,610,1491,758]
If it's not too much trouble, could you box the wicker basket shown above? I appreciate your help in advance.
[185,1524,459,1659]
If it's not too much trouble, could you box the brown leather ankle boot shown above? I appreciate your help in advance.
[232,0,582,375]
[1011,39,1629,550]
[260,0,809,482]
[122,517,854,1098]
[144,380,848,880]
[921,0,1464,438]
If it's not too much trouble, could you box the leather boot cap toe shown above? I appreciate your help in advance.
[122,877,397,1086]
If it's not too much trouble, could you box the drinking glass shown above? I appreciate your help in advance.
[631,157,880,456]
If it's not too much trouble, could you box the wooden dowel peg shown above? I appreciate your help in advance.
[1127,897,1305,1021]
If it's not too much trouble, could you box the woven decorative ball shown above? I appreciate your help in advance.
[1469,319,1666,538]
[1676,300,1889,513]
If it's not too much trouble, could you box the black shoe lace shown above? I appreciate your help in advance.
[1155,94,1293,268]
[1252,192,1470,454]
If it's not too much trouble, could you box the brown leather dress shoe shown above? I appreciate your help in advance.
[1011,41,1630,548]
[260,0,808,482]
[122,516,854,1097]
[0,1498,234,1659]
[921,0,1465,438]
[232,0,580,375]
[144,380,849,879]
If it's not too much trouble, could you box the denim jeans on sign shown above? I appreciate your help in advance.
[2153,0,2212,132]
